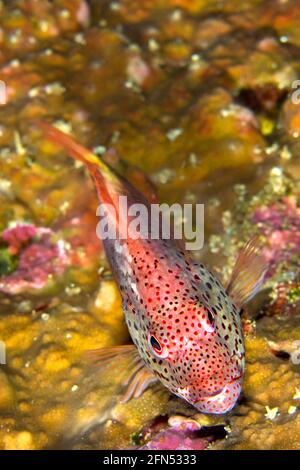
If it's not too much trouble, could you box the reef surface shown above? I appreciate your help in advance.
[0,0,300,450]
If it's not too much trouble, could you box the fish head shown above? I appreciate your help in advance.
[174,334,245,414]
[144,294,245,415]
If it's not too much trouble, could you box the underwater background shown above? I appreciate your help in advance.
[0,0,300,450]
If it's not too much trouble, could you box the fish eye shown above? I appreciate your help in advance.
[150,335,162,352]
[148,333,168,358]
[207,309,214,325]
[199,306,215,333]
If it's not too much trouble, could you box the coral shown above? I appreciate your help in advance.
[139,416,210,450]
[0,0,300,451]
[0,224,69,294]
[214,315,300,450]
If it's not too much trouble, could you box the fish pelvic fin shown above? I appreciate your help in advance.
[86,345,157,403]
[226,235,268,309]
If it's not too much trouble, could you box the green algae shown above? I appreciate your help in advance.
[0,247,18,276]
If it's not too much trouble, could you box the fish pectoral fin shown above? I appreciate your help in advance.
[86,344,138,365]
[226,235,268,309]
[120,365,157,403]
[86,344,157,402]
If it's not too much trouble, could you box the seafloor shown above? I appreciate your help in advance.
[0,0,300,450]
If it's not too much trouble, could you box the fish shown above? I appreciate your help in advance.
[38,121,267,414]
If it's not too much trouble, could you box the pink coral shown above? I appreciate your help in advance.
[0,224,69,294]
[140,417,210,450]
[252,196,300,278]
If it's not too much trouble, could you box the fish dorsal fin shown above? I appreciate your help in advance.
[226,236,267,309]
[86,345,157,402]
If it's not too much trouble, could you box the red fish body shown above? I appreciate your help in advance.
[117,238,244,413]
[39,122,266,414]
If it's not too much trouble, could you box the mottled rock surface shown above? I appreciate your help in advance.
[0,0,300,450]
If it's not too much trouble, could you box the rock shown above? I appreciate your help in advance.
[0,370,14,411]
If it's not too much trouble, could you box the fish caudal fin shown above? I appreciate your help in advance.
[37,121,114,178]
[86,345,157,403]
[227,235,268,309]
[37,120,124,208]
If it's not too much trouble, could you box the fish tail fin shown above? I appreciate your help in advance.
[37,121,150,238]
[37,121,112,177]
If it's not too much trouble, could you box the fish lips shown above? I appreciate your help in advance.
[192,375,243,414]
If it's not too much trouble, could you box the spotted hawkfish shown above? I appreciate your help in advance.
[38,122,266,414]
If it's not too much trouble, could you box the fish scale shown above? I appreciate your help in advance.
[39,122,266,414]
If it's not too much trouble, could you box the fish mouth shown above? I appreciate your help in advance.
[194,374,243,403]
